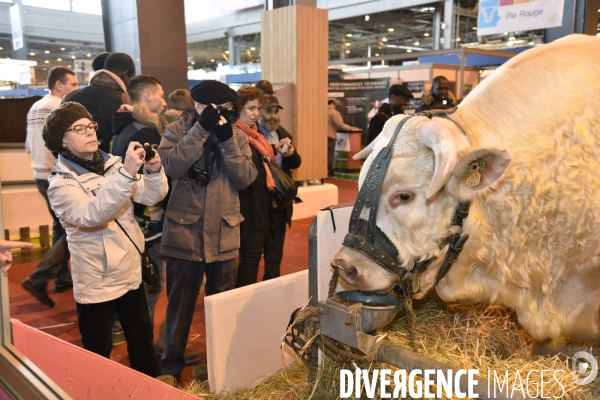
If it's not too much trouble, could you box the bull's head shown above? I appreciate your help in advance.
[332,114,511,297]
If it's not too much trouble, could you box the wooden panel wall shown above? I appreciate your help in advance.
[261,5,329,180]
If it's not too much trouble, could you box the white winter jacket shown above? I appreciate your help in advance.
[48,152,168,304]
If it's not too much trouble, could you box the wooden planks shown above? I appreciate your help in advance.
[261,5,329,181]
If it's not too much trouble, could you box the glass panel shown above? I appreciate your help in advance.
[184,0,264,23]
[22,0,70,11]
[71,0,102,15]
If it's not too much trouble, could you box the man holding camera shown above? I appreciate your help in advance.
[257,95,301,281]
[157,80,257,381]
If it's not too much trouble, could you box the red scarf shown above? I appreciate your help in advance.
[236,120,276,191]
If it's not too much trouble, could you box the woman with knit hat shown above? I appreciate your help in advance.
[43,101,168,377]
[234,86,278,287]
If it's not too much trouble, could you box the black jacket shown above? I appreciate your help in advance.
[239,124,301,234]
[366,103,393,145]
[63,70,129,153]
[111,110,161,159]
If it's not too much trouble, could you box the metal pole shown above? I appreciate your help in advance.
[442,0,453,49]
[433,3,441,50]
[459,47,465,99]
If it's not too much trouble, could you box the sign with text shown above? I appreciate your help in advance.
[328,78,390,146]
[10,4,23,51]
[477,0,564,36]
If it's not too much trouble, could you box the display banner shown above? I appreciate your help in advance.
[10,4,24,51]
[477,0,564,36]
[327,78,390,146]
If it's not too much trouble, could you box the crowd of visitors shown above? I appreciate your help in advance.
[13,50,447,384]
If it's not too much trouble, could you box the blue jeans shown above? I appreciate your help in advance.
[27,179,71,288]
[160,256,237,376]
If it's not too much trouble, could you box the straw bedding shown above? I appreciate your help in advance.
[186,293,600,399]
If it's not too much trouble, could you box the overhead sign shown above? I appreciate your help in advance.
[74,60,94,73]
[9,4,24,51]
[477,0,564,36]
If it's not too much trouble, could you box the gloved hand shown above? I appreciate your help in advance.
[212,121,233,142]
[198,104,221,132]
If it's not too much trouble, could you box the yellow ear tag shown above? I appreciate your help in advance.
[466,159,485,188]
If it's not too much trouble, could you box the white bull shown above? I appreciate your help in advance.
[333,35,600,354]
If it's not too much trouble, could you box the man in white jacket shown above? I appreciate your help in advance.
[22,66,78,307]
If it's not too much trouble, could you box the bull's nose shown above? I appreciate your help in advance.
[331,256,357,279]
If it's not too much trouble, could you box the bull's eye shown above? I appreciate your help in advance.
[389,192,414,208]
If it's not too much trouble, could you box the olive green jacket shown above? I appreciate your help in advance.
[158,111,257,263]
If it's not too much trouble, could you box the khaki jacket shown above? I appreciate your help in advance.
[48,153,168,304]
[158,112,257,263]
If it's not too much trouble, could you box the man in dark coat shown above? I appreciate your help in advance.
[415,76,456,113]
[64,52,135,153]
[257,95,301,280]
[112,75,166,159]
[366,84,414,145]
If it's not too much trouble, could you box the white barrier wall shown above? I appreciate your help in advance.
[205,270,308,394]
[292,183,338,220]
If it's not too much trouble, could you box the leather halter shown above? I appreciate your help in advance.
[342,110,471,294]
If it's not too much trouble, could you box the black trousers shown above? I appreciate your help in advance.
[76,284,161,377]
[236,223,271,288]
[327,137,336,176]
[161,256,237,376]
[263,209,288,281]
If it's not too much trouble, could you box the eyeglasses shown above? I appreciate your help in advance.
[66,121,99,135]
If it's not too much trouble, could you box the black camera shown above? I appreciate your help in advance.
[134,144,158,161]
[217,107,239,124]
[188,167,211,186]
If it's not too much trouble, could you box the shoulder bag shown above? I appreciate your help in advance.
[114,219,160,286]
[266,158,298,211]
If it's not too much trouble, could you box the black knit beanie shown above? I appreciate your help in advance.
[42,102,93,153]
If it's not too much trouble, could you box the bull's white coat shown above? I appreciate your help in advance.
[337,35,600,346]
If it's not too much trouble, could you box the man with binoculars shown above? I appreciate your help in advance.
[157,80,257,382]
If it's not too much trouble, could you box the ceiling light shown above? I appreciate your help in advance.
[68,65,71,68]
[414,41,420,46]
[249,61,253,64]
[5,57,10,60]
[472,27,477,30]
[428,7,435,11]
[210,58,215,62]
[345,50,350,53]
[455,37,461,42]
[365,15,370,21]
[45,60,49,63]
[60,47,65,51]
[424,32,430,37]
[71,55,76,59]
[250,47,256,51]
[225,50,230,54]
[218,62,223,67]
[30,52,35,56]
[509,36,515,41]
[0,47,3,50]
[506,41,514,47]
[86,53,91,57]
[346,33,353,37]
[529,41,534,45]
[406,49,412,53]
[43,68,47,71]
[382,37,388,42]
[374,53,380,56]
[191,61,195,65]
[388,28,394,32]
[345,42,351,46]
[57,58,62,61]
[503,32,508,35]
[45,50,50,54]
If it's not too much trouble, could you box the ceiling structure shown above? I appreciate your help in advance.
[185,0,553,72]
[0,1,598,80]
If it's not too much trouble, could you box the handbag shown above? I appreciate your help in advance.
[114,219,160,286]
[266,159,298,211]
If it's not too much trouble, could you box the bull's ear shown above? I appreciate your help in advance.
[446,146,511,199]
